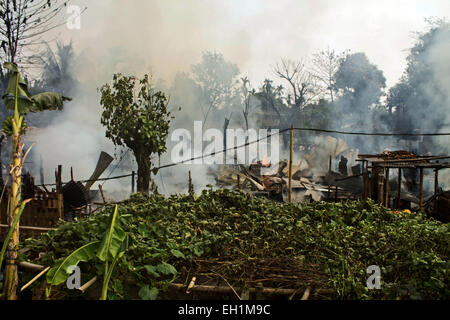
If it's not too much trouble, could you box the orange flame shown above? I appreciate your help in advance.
[261,155,270,167]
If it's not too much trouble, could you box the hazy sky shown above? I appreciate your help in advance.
[59,0,449,88]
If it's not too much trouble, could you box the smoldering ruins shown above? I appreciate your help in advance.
[0,0,449,302]
[0,4,449,231]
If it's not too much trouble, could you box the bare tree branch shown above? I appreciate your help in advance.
[273,58,318,108]
[0,0,86,65]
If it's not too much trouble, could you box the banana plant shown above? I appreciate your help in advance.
[46,205,129,300]
[0,200,31,292]
[1,62,71,300]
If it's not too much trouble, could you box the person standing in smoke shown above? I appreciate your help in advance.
[338,155,348,176]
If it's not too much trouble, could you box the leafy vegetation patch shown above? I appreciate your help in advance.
[24,189,449,300]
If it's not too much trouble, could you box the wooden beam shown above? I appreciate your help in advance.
[375,155,450,164]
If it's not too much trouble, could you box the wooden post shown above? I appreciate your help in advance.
[237,174,240,189]
[288,125,293,203]
[57,192,63,220]
[419,167,424,212]
[335,185,338,201]
[188,171,193,194]
[328,155,332,199]
[396,168,402,209]
[98,184,107,204]
[56,165,63,220]
[377,171,384,204]
[385,168,390,207]
[131,171,135,193]
[70,167,74,181]
[434,168,439,210]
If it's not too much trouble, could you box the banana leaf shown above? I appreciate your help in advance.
[46,241,100,286]
[101,234,129,300]
[97,205,126,262]
[30,92,72,112]
[2,62,33,114]
[2,62,72,114]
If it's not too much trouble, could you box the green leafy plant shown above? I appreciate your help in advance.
[45,205,129,300]
[26,190,449,300]
[1,61,71,300]
[99,73,172,194]
[96,205,129,300]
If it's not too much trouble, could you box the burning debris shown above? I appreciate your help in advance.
[214,158,339,204]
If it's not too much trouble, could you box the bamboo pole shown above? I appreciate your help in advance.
[78,276,98,293]
[18,261,45,272]
[0,224,55,231]
[168,283,333,297]
[20,267,50,292]
[288,125,293,203]
[419,168,424,212]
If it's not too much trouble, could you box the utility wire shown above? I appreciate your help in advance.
[32,127,450,186]
[101,149,131,187]
[153,127,450,170]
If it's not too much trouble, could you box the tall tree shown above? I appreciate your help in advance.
[387,19,450,134]
[191,51,240,129]
[240,76,254,133]
[311,47,347,103]
[100,73,172,194]
[334,52,386,119]
[0,0,85,65]
[254,79,286,120]
[274,58,318,109]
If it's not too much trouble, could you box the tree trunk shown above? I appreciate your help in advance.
[134,150,151,194]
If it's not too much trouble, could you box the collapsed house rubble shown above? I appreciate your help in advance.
[211,140,450,222]
[0,151,114,238]
[212,136,361,203]
[358,150,450,222]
